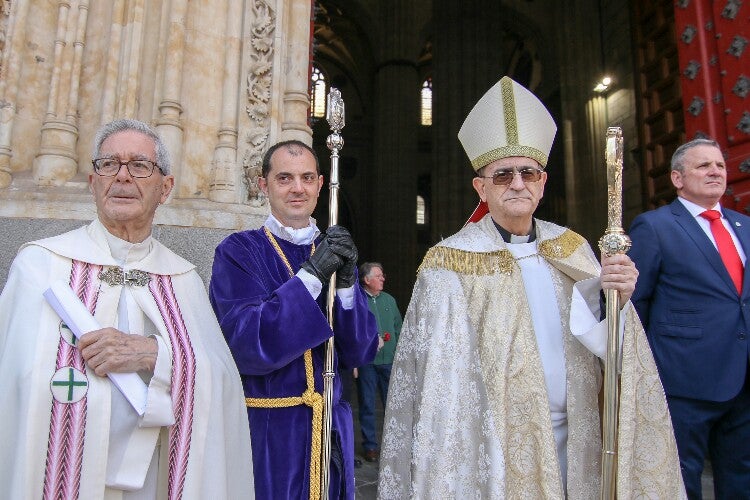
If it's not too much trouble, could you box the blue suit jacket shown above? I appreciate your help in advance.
[629,199,750,402]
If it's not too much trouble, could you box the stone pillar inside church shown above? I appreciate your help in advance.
[369,1,420,307]
[555,0,609,244]
[431,0,515,238]
[32,1,89,186]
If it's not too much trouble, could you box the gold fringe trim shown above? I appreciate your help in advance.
[418,230,585,276]
[419,247,515,276]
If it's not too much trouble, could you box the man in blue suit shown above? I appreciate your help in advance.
[629,138,750,499]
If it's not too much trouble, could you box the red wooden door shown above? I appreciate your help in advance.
[674,0,750,210]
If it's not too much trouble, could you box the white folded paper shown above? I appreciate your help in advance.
[44,280,148,415]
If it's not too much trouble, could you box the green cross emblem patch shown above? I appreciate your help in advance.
[59,321,77,346]
[50,366,88,403]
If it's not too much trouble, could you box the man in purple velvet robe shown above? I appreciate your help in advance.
[209,140,378,500]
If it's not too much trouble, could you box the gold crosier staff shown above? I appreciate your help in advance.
[597,127,631,500]
[320,87,345,500]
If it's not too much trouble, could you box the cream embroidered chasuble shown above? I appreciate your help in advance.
[378,215,685,500]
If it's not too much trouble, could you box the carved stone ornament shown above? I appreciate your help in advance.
[242,0,275,204]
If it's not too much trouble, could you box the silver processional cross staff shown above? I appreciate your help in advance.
[320,87,344,500]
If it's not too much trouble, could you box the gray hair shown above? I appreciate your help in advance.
[359,262,383,284]
[92,118,172,175]
[671,138,721,173]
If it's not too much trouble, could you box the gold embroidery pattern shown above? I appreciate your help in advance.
[537,230,586,260]
[471,145,548,171]
[247,227,323,500]
[418,246,515,276]
[418,229,585,277]
[469,269,566,498]
[501,77,519,145]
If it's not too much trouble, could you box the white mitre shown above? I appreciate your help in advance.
[458,76,557,171]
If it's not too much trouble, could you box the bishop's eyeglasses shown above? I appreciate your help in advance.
[477,167,544,186]
[92,157,163,178]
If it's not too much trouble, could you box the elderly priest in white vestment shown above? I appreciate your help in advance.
[0,119,254,499]
[378,77,686,499]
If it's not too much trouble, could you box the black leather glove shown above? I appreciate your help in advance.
[325,225,358,288]
[300,235,343,285]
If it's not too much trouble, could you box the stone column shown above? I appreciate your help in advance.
[241,0,276,205]
[117,0,146,118]
[369,0,420,306]
[0,0,32,188]
[156,0,188,195]
[279,0,312,144]
[555,0,606,242]
[65,1,89,121]
[209,0,244,203]
[33,1,81,186]
[100,0,127,123]
[431,0,509,237]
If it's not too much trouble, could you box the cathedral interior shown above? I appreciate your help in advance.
[306,0,749,307]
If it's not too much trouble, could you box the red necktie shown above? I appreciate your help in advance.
[700,210,744,294]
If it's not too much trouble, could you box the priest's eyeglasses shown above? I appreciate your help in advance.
[478,167,544,186]
[92,158,162,178]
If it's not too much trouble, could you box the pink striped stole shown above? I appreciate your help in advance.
[148,274,197,500]
[41,264,197,499]
[43,260,100,500]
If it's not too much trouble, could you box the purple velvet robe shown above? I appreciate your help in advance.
[209,228,378,499]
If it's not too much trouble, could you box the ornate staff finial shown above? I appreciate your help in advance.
[326,88,345,153]
[598,127,631,256]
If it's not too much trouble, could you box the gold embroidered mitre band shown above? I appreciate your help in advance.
[458,76,557,171]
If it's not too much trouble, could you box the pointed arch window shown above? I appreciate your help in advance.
[310,66,327,119]
[416,195,427,225]
[420,77,432,126]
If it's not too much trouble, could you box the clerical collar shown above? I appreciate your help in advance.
[493,219,536,244]
[100,221,153,266]
[265,214,321,245]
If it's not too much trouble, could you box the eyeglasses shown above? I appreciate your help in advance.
[477,167,544,186]
[92,158,162,178]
